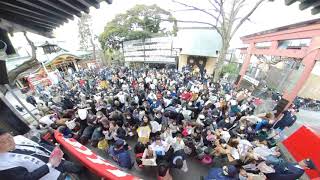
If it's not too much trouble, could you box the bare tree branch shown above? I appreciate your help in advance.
[215,11,222,27]
[159,17,222,36]
[160,18,215,27]
[231,0,266,38]
[172,0,219,20]
[23,31,37,60]
[7,32,39,85]
[208,0,220,11]
[208,0,222,27]
[218,0,226,37]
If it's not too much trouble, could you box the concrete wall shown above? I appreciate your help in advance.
[299,73,320,100]
[178,54,188,71]
[205,57,217,75]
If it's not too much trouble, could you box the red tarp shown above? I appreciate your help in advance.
[54,131,139,180]
[283,126,320,179]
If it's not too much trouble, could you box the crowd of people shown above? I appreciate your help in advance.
[5,65,315,180]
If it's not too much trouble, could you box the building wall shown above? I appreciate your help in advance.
[123,37,177,64]
[178,54,217,74]
[178,54,188,71]
[298,61,320,100]
[299,74,320,100]
[205,57,217,75]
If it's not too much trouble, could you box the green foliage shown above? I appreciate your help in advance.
[102,49,124,65]
[221,63,239,75]
[99,4,177,50]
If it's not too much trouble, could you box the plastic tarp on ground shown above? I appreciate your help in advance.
[54,131,139,180]
[283,126,320,179]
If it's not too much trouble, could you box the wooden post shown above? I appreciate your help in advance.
[236,43,254,87]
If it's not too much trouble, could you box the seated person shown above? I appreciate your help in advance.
[0,128,82,180]
[142,144,156,166]
[203,165,239,180]
[134,142,146,168]
[171,133,185,152]
[171,149,188,172]
[151,136,169,162]
[158,163,173,180]
[108,139,133,169]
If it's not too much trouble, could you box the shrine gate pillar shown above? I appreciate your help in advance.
[235,43,254,87]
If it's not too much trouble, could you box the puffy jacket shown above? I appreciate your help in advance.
[204,167,238,180]
[109,146,132,169]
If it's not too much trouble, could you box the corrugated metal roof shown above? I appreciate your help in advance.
[0,0,112,37]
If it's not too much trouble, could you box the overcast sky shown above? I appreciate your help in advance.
[9,0,317,55]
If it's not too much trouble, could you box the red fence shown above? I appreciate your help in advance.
[54,131,139,180]
[283,126,320,179]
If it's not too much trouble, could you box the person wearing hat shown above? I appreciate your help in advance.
[203,165,239,180]
[108,139,133,169]
[170,149,188,172]
[0,128,82,180]
[266,158,317,180]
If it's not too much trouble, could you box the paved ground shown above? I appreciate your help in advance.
[254,98,320,133]
[4,89,39,123]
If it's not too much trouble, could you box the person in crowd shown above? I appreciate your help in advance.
[158,163,173,180]
[15,65,306,180]
[171,149,188,172]
[108,139,132,169]
[273,108,298,131]
[26,94,37,107]
[137,115,152,144]
[203,165,239,180]
[0,128,82,180]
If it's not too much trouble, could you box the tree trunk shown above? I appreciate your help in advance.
[7,32,38,86]
[90,38,96,61]
[7,59,39,84]
[213,43,229,82]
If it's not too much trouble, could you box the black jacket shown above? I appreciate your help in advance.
[0,165,49,180]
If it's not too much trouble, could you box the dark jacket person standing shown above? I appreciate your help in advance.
[273,109,298,130]
[266,159,316,180]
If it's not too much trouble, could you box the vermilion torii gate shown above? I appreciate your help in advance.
[236,19,320,115]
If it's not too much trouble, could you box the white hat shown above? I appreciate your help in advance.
[230,99,238,106]
[78,109,88,120]
[198,114,205,120]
